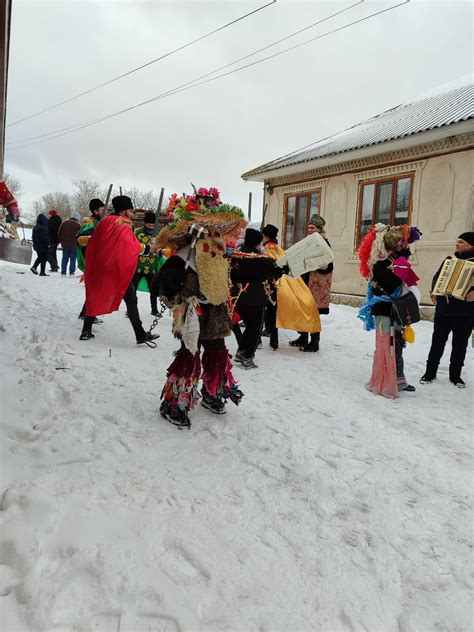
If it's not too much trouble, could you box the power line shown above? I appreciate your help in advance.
[7,1,410,152]
[8,0,363,146]
[6,0,277,128]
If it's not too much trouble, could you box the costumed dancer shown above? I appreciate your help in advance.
[420,232,474,388]
[77,198,104,321]
[261,224,281,350]
[289,214,332,352]
[152,187,282,428]
[357,224,421,398]
[133,211,169,316]
[231,228,282,368]
[80,195,159,346]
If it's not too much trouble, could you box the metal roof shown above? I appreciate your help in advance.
[242,83,474,179]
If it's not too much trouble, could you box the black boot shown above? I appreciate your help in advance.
[301,332,319,353]
[289,332,308,347]
[270,330,278,350]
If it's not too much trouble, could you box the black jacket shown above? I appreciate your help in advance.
[48,214,62,244]
[432,250,474,319]
[370,259,402,317]
[32,215,50,254]
[232,246,280,308]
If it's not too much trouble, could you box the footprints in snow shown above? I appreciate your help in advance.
[157,541,210,588]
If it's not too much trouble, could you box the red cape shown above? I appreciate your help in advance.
[85,214,140,316]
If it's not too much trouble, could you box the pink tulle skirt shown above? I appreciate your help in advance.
[366,328,399,399]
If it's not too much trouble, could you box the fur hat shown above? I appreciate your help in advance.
[71,211,81,222]
[309,214,325,229]
[244,228,263,249]
[458,232,474,246]
[144,211,156,224]
[261,224,278,241]
[89,198,104,212]
[112,195,134,213]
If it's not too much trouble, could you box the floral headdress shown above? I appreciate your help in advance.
[358,223,422,280]
[157,184,247,248]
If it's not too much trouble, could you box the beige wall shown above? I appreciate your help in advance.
[263,144,474,304]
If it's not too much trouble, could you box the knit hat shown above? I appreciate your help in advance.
[48,209,58,216]
[144,211,156,224]
[89,198,104,212]
[71,211,81,222]
[244,228,263,249]
[112,195,134,213]
[458,232,474,246]
[261,224,278,241]
[309,214,325,229]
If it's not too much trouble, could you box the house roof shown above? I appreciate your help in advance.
[242,83,474,180]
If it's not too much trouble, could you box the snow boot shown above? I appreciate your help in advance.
[420,373,436,385]
[30,266,38,275]
[160,401,190,428]
[136,332,159,348]
[79,331,95,341]
[289,333,308,348]
[269,331,279,350]
[201,392,226,415]
[399,383,416,392]
[450,377,466,389]
[240,357,258,370]
[300,333,319,353]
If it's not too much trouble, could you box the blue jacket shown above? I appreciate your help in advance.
[32,214,50,254]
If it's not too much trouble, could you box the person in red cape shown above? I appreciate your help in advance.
[80,195,159,346]
[0,180,20,222]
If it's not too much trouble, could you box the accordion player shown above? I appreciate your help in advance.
[431,256,474,300]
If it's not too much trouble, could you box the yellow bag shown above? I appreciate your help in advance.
[276,276,321,333]
[403,324,416,344]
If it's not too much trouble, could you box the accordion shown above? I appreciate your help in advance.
[432,256,474,300]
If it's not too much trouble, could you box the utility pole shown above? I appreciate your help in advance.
[153,187,165,236]
[248,191,252,221]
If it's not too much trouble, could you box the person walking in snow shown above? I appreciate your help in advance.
[58,211,81,276]
[47,209,62,272]
[232,228,273,369]
[420,232,474,389]
[80,195,159,346]
[261,224,281,350]
[30,214,50,276]
[77,198,104,321]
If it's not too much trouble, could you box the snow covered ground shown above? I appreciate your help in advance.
[0,259,472,632]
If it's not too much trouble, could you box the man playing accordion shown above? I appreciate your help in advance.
[420,232,474,388]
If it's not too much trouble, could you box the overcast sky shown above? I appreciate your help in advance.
[4,0,473,220]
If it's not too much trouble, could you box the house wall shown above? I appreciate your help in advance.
[262,136,474,306]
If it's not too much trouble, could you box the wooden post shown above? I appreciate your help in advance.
[153,187,165,236]
[103,184,113,216]
[248,191,252,221]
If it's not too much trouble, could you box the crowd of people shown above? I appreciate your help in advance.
[6,180,472,427]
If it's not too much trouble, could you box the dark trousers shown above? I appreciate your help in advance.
[132,272,158,313]
[395,329,406,384]
[33,253,47,275]
[48,243,59,270]
[425,313,473,381]
[234,305,265,359]
[82,283,146,341]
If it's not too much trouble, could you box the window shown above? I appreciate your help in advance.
[356,174,413,245]
[284,190,321,248]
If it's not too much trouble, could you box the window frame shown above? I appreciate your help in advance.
[355,173,414,247]
[283,188,322,249]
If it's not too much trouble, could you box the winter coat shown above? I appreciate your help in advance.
[232,245,271,308]
[58,218,80,251]
[48,215,62,244]
[32,215,50,255]
[370,259,402,317]
[432,249,474,319]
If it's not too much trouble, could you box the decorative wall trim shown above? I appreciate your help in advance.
[353,161,426,181]
[280,179,328,194]
[267,134,474,187]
